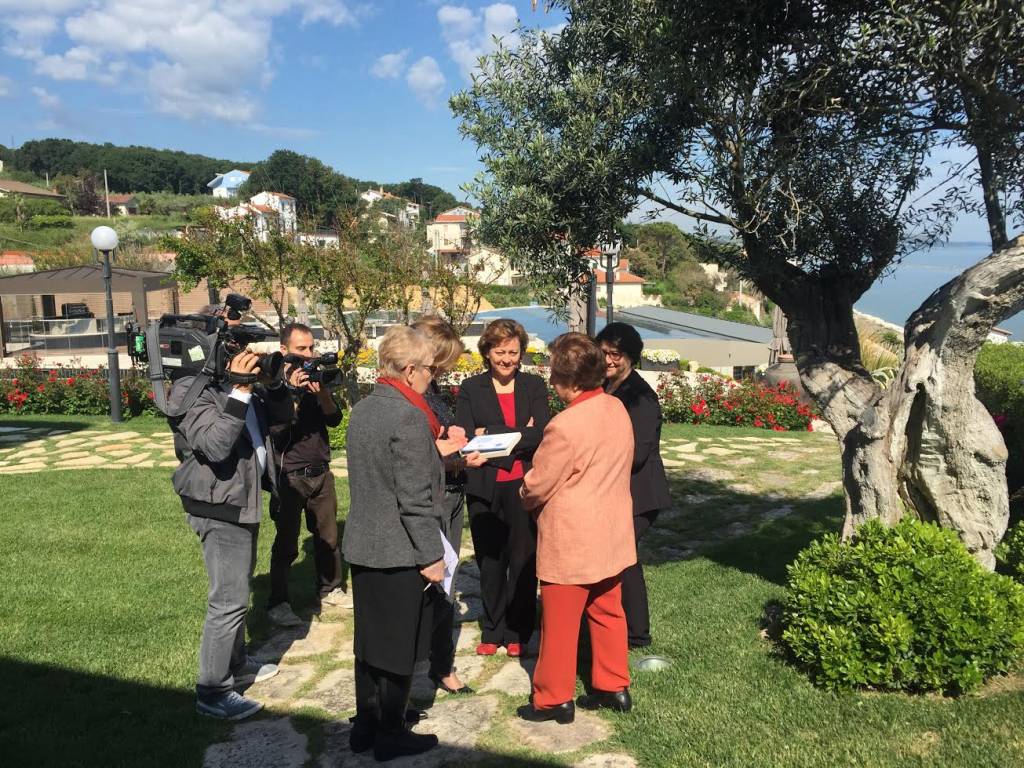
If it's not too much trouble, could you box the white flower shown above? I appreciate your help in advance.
[642,348,680,364]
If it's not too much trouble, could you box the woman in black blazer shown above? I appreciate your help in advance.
[595,323,672,648]
[455,319,551,656]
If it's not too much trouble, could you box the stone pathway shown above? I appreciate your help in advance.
[204,545,629,767]
[0,424,349,478]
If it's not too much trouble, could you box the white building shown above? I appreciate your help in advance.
[297,230,340,249]
[594,258,649,307]
[359,186,421,227]
[207,169,251,198]
[218,191,297,241]
[426,207,520,287]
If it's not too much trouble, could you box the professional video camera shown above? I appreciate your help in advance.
[126,293,289,417]
[283,351,344,389]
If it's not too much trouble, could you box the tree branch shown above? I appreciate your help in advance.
[637,188,736,227]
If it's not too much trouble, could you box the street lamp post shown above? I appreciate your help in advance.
[585,256,599,336]
[599,239,622,325]
[91,226,122,423]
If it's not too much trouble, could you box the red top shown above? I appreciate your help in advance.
[495,392,525,482]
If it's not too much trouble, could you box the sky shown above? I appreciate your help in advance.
[0,0,995,243]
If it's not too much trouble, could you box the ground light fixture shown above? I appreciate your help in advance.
[90,225,123,423]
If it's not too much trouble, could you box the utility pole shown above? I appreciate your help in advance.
[103,169,111,219]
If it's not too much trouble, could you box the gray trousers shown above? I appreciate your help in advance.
[187,514,259,700]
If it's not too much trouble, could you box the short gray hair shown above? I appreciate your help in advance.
[377,326,434,378]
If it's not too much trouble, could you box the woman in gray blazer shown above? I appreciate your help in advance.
[342,326,465,762]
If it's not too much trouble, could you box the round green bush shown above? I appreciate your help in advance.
[782,518,1024,694]
[997,521,1024,584]
[327,408,351,452]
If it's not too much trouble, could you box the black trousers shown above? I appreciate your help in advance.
[429,489,466,679]
[621,510,660,647]
[468,479,537,646]
[268,469,342,607]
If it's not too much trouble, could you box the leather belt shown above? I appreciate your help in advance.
[289,464,330,478]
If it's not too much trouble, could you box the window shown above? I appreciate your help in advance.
[732,365,756,381]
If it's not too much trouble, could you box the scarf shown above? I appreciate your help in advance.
[377,377,442,437]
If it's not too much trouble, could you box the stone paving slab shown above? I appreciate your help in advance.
[253,620,347,664]
[293,667,357,714]
[203,717,308,768]
[574,754,639,768]
[259,662,318,704]
[481,659,536,697]
[507,708,611,755]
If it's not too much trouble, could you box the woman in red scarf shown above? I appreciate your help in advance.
[342,326,466,761]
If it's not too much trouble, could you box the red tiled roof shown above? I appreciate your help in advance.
[0,180,64,198]
[250,204,275,213]
[434,214,468,223]
[107,194,137,205]
[0,252,35,267]
[596,269,645,285]
[264,192,295,200]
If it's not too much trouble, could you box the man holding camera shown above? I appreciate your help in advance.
[266,322,347,627]
[171,338,296,721]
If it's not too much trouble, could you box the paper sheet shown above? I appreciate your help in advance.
[440,529,460,597]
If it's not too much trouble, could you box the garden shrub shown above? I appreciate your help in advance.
[327,408,351,452]
[974,342,1024,495]
[783,518,1024,694]
[997,520,1024,584]
[26,214,73,229]
[657,372,816,431]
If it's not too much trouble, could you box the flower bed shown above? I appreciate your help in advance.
[0,353,158,418]
[640,348,681,372]
[657,371,816,431]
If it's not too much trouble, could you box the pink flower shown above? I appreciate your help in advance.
[993,413,1008,429]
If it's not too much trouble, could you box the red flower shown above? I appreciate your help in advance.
[806,422,814,431]
[451,386,460,396]
[37,384,46,392]
[772,424,785,432]
[65,377,76,386]
[754,417,764,428]
[690,399,709,417]
[147,391,155,400]
[993,413,1008,429]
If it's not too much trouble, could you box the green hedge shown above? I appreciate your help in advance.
[783,518,1024,694]
[975,343,1024,494]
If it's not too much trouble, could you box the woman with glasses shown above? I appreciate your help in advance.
[455,318,551,658]
[342,325,467,761]
[594,322,672,649]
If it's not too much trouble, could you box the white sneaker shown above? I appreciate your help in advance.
[268,602,303,627]
[321,588,354,609]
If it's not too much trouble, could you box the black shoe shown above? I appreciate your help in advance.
[349,715,376,754]
[577,688,632,713]
[516,700,575,724]
[628,638,652,649]
[428,672,475,695]
[373,728,439,762]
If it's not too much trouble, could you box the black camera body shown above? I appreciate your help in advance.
[283,351,343,389]
[127,293,288,415]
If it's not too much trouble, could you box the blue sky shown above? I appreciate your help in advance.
[0,1,563,195]
[0,0,995,242]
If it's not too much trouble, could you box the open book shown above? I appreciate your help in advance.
[459,431,522,458]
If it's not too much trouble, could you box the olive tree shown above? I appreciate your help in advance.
[452,0,1024,565]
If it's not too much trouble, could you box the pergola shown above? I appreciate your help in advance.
[0,265,174,357]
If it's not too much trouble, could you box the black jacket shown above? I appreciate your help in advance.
[454,370,551,501]
[608,370,672,515]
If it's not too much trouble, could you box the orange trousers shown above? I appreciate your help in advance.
[531,576,631,709]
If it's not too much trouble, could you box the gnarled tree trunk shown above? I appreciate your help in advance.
[785,237,1024,568]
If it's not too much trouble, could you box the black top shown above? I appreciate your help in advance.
[425,380,466,486]
[275,390,343,473]
[607,370,672,515]
[454,370,551,501]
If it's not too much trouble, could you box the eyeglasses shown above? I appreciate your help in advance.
[602,348,624,362]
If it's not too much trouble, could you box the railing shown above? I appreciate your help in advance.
[3,317,133,351]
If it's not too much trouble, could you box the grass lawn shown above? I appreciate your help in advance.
[1,417,1022,766]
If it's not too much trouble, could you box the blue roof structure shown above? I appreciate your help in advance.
[617,306,773,344]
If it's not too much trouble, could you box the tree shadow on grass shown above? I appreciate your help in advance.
[0,419,99,449]
[0,658,562,768]
[643,474,846,585]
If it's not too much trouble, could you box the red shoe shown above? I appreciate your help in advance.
[476,642,499,656]
[506,642,522,658]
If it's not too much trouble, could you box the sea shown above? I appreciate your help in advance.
[476,242,1021,343]
[856,241,1022,339]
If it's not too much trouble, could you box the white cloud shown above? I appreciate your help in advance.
[406,55,446,108]
[371,49,410,80]
[0,0,362,122]
[0,75,11,97]
[32,86,61,108]
[437,3,519,80]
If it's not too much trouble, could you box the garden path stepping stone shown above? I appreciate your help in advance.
[114,455,151,465]
[203,717,308,768]
[0,426,28,433]
[661,459,689,468]
[257,662,317,704]
[54,438,88,449]
[481,659,536,697]
[704,447,739,456]
[136,460,155,467]
[808,481,842,499]
[96,443,139,452]
[765,506,794,520]
[55,456,106,468]
[800,469,820,475]
[255,620,346,663]
[0,463,46,473]
[318,695,500,768]
[731,457,756,465]
[159,461,179,468]
[686,468,735,482]
[410,655,488,702]
[673,442,698,452]
[92,431,142,442]
[574,755,639,768]
[18,447,47,457]
[454,623,481,653]
[293,668,356,714]
[508,708,610,755]
[455,595,483,623]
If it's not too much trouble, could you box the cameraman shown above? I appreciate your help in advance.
[267,322,346,627]
[170,330,295,721]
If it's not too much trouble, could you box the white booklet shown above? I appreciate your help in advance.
[440,529,460,597]
[459,431,522,458]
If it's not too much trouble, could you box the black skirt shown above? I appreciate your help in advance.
[351,564,433,676]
